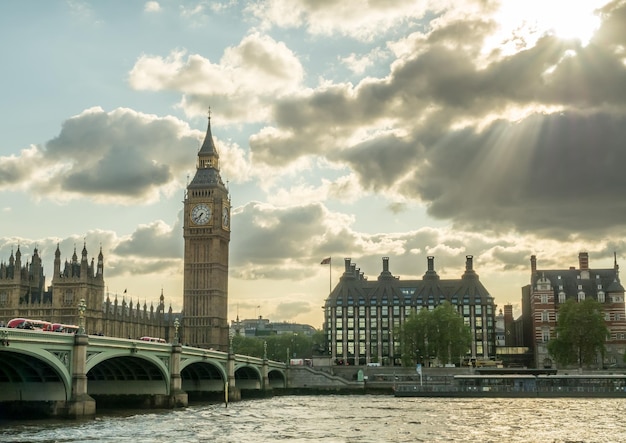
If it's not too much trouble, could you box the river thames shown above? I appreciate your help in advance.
[2,395,625,442]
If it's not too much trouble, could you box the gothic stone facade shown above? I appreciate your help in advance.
[0,244,175,340]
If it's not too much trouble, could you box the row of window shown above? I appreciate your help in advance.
[537,291,620,304]
[331,304,492,317]
[537,310,623,322]
[332,340,493,358]
[540,329,626,343]
[335,296,489,306]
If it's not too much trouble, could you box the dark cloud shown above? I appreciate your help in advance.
[247,5,626,239]
[0,161,28,185]
[62,146,171,196]
[408,111,626,235]
[333,133,423,192]
[38,108,199,200]
[230,202,341,274]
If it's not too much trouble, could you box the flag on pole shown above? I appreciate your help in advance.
[320,257,331,265]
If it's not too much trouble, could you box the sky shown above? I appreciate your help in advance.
[2,0,626,329]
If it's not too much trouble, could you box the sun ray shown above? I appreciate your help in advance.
[491,0,606,51]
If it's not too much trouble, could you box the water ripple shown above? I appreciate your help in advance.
[2,396,626,442]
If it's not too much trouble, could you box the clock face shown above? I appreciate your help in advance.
[222,206,230,228]
[191,203,211,225]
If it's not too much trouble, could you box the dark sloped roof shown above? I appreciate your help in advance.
[325,257,494,307]
[188,167,226,190]
[532,266,624,299]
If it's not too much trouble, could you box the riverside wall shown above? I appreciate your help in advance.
[283,365,626,395]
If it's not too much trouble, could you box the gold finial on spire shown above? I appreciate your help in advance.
[208,107,211,120]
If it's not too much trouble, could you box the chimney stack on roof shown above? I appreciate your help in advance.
[579,252,589,270]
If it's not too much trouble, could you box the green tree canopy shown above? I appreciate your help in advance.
[547,298,608,368]
[431,302,473,364]
[398,302,471,366]
[232,332,316,363]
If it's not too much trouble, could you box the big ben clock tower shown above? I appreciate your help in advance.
[183,114,230,350]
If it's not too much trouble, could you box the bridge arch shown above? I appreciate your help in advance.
[86,351,170,397]
[180,358,226,396]
[268,368,287,388]
[235,363,263,390]
[0,347,71,402]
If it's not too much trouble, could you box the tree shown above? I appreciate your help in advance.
[398,308,433,366]
[232,335,264,358]
[431,302,472,364]
[547,298,608,368]
[232,332,316,363]
[397,302,471,366]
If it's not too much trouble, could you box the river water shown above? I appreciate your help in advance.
[1,395,625,442]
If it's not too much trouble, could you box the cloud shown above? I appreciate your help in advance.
[128,33,304,122]
[2,196,624,320]
[144,1,161,13]
[340,48,389,75]
[406,111,626,235]
[246,0,439,41]
[270,300,312,321]
[0,107,247,204]
[0,145,41,189]
[114,216,182,259]
[239,3,626,238]
[227,200,524,282]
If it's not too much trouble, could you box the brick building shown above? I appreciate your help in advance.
[516,252,626,368]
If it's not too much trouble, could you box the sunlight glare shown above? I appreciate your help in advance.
[495,0,605,47]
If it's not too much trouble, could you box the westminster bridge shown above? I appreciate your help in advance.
[0,328,287,418]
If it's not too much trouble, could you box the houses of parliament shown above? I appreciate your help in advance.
[0,116,231,350]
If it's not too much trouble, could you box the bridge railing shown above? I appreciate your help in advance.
[177,345,285,369]
[88,335,175,352]
[0,327,75,345]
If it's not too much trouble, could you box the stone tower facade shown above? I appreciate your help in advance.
[51,243,105,329]
[182,116,230,350]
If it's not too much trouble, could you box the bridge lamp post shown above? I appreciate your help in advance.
[78,298,86,335]
[229,329,234,355]
[174,318,180,344]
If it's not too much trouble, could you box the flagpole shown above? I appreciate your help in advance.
[321,257,332,295]
[320,257,332,295]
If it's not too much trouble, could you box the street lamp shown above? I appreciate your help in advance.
[174,318,180,344]
[78,298,86,334]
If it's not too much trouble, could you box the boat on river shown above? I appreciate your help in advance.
[394,372,626,398]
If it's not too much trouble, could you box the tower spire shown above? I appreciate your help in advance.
[197,110,219,170]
